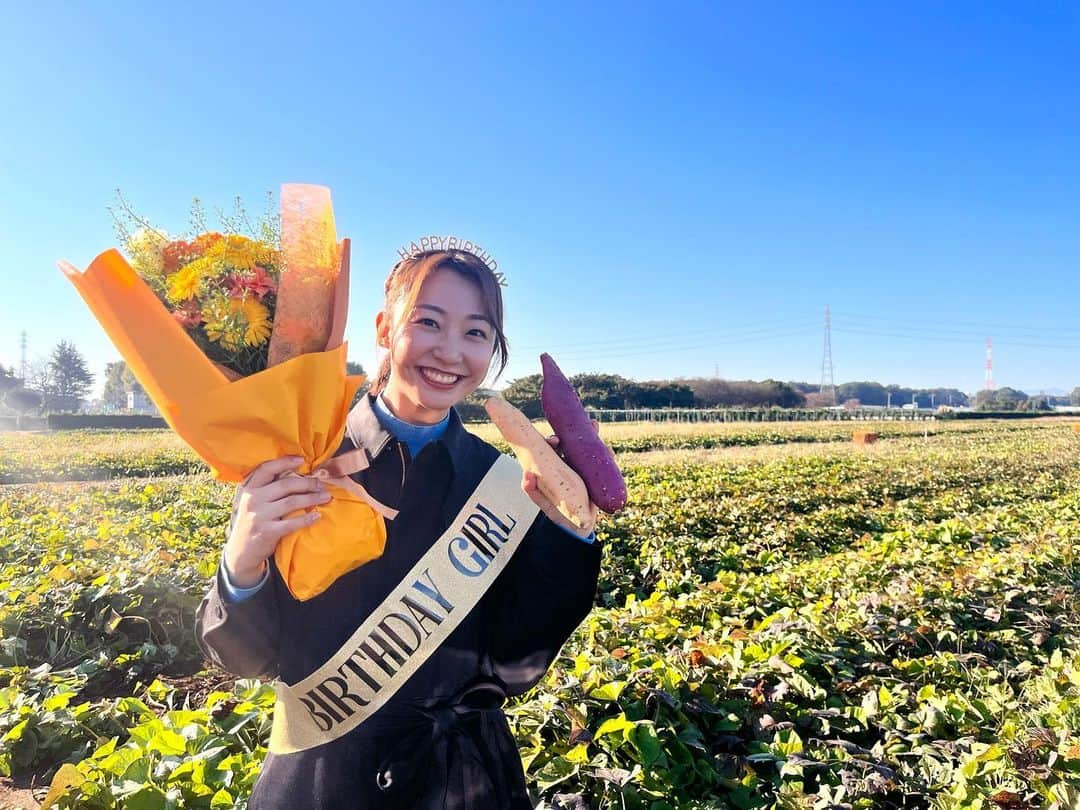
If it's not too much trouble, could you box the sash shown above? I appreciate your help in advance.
[268,454,540,754]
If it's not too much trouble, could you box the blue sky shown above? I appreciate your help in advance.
[2,2,1079,397]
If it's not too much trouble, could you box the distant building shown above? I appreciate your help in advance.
[127,389,159,416]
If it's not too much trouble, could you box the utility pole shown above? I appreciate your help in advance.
[19,330,27,383]
[886,391,892,409]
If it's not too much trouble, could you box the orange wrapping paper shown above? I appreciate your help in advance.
[269,185,340,366]
[59,190,386,601]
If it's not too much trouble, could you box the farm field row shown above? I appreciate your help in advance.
[1,418,1073,484]
[0,422,1078,807]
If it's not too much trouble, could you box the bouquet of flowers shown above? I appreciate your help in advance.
[59,184,391,601]
[121,228,278,378]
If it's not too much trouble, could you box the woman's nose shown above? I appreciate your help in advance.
[433,336,464,363]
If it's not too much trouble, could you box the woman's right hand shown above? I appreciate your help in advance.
[223,456,332,587]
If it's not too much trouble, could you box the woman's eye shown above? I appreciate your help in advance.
[416,317,439,328]
[469,328,489,339]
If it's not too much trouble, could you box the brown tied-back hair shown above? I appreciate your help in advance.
[371,250,510,395]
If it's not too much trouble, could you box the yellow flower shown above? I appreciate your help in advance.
[239,298,271,346]
[167,263,205,303]
[202,295,271,350]
[210,235,272,271]
[203,297,244,351]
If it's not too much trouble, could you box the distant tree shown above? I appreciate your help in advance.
[102,362,126,411]
[1071,387,1080,406]
[501,374,543,418]
[0,363,17,394]
[974,387,1027,411]
[626,381,694,409]
[4,387,43,428]
[102,361,145,411]
[837,382,887,406]
[453,392,489,423]
[762,380,805,408]
[46,341,94,412]
[25,358,52,397]
[345,361,370,408]
[571,374,633,409]
[803,391,835,409]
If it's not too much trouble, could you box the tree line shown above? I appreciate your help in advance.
[3,343,1080,422]
[0,341,95,424]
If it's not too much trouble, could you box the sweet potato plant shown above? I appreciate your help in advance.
[1,422,1079,808]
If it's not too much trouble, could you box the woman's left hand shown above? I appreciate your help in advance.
[520,420,600,539]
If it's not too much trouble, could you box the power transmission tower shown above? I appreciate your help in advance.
[19,331,27,383]
[820,305,836,406]
[984,338,994,391]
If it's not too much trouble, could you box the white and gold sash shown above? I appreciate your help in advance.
[268,454,538,754]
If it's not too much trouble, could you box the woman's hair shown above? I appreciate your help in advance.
[371,250,509,395]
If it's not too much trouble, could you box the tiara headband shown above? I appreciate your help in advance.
[396,236,506,287]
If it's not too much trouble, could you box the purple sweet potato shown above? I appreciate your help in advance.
[540,352,628,513]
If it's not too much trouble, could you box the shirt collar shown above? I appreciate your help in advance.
[345,392,473,465]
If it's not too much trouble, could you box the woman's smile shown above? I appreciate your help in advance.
[418,366,464,388]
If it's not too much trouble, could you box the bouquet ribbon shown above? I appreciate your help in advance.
[278,448,399,523]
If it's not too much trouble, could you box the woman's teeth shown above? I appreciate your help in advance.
[421,368,460,386]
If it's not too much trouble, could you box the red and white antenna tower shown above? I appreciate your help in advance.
[983,337,994,391]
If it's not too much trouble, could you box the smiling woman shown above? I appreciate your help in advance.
[196,243,603,809]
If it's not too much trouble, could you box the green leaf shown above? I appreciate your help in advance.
[631,723,664,766]
[121,784,168,810]
[589,680,627,701]
[92,736,119,760]
[595,713,636,739]
[39,763,86,810]
[147,729,187,757]
[533,755,577,790]
[42,691,75,711]
[210,788,234,808]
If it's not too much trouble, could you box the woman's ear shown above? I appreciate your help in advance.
[375,311,390,348]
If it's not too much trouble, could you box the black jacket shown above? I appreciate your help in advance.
[196,394,602,809]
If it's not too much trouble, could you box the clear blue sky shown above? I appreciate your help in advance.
[3,2,1079,397]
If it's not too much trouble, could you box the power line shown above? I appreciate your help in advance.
[513,318,819,353]
[533,327,820,362]
[833,310,1080,336]
[832,326,1080,350]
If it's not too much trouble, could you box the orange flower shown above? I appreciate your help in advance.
[162,240,195,275]
[193,232,223,254]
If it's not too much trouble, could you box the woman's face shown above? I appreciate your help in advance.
[377,268,496,425]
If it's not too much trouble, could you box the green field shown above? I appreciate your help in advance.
[1,420,1079,808]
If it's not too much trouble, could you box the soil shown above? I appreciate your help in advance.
[0,773,42,809]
